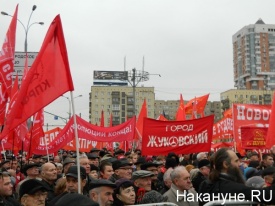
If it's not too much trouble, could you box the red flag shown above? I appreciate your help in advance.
[185,94,209,115]
[100,110,104,127]
[0,5,18,93]
[156,114,168,121]
[136,99,147,139]
[176,94,186,120]
[109,113,113,127]
[1,15,74,139]
[266,91,275,148]
[0,5,18,124]
[223,108,232,118]
[192,97,198,119]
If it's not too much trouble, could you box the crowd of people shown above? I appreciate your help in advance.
[0,146,275,206]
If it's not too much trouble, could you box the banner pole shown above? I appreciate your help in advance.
[43,136,50,162]
[70,91,81,194]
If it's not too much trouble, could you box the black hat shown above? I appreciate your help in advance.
[245,168,259,179]
[112,158,132,170]
[132,170,154,181]
[250,152,259,157]
[89,179,116,190]
[198,159,210,169]
[21,163,40,176]
[87,153,99,160]
[66,166,86,179]
[135,157,146,165]
[32,154,43,159]
[19,179,48,199]
[63,158,75,167]
[115,178,133,188]
[140,190,168,204]
[90,148,100,153]
[140,162,158,170]
[0,160,10,167]
[90,164,99,172]
[55,193,99,206]
[262,167,275,177]
[248,160,260,168]
[114,149,125,156]
[165,158,177,169]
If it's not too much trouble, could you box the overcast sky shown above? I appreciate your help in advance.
[1,0,275,128]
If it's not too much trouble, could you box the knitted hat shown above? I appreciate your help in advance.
[246,176,265,188]
[55,193,99,206]
[140,190,168,204]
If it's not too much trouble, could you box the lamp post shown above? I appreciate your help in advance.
[62,95,83,119]
[1,5,44,52]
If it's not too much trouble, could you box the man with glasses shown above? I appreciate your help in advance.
[19,179,48,206]
[109,159,132,183]
[164,166,199,206]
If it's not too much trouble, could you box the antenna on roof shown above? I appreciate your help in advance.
[142,56,145,75]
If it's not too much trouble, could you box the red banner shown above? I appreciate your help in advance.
[233,104,271,154]
[33,115,136,154]
[212,117,234,149]
[142,115,214,155]
[241,126,267,149]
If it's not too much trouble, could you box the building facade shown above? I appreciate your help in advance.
[233,19,275,90]
[220,89,273,111]
[154,100,222,122]
[89,86,155,126]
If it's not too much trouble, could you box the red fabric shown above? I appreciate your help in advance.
[142,115,214,155]
[266,91,275,148]
[136,99,147,140]
[29,110,45,153]
[0,5,18,94]
[100,110,104,127]
[192,96,198,119]
[241,126,267,149]
[0,5,18,124]
[0,15,74,139]
[176,94,186,120]
[232,104,271,155]
[211,116,234,150]
[156,114,168,121]
[32,115,136,154]
[185,94,209,115]
[223,108,232,118]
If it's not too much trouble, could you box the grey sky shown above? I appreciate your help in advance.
[1,0,275,127]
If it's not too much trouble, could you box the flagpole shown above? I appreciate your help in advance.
[70,91,81,194]
[1,141,6,160]
[43,136,49,162]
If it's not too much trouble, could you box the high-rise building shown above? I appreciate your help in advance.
[233,19,275,90]
[89,86,155,126]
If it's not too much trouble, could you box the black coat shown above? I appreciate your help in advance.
[192,171,206,192]
[198,173,275,206]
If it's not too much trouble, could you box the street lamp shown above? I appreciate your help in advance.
[1,5,44,52]
[62,95,83,119]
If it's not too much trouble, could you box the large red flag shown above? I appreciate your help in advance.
[176,94,186,120]
[0,5,18,125]
[266,92,275,148]
[0,5,18,93]
[1,15,74,139]
[185,94,209,115]
[136,99,147,139]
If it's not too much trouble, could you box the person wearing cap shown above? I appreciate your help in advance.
[54,193,99,206]
[134,157,146,171]
[141,161,163,192]
[87,154,100,167]
[262,167,275,187]
[62,157,75,177]
[90,148,100,156]
[47,166,87,206]
[249,152,260,161]
[164,166,198,206]
[191,159,211,192]
[114,149,125,157]
[89,179,116,206]
[0,171,20,206]
[19,179,48,206]
[113,178,136,206]
[99,161,114,180]
[40,162,57,202]
[32,155,43,165]
[16,163,41,195]
[0,159,11,170]
[132,170,155,204]
[109,159,132,183]
[89,164,99,179]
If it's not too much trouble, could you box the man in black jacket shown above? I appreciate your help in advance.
[192,159,210,192]
[198,148,275,206]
